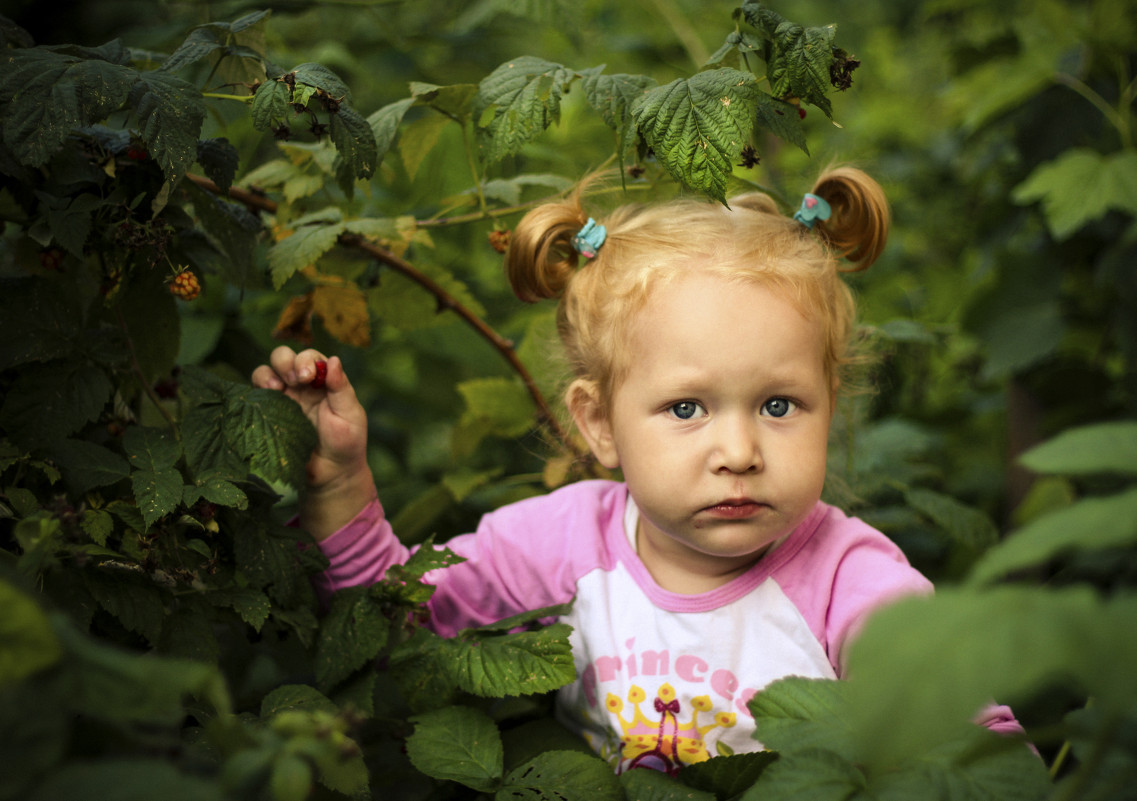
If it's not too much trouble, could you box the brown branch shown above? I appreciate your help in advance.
[184,172,592,467]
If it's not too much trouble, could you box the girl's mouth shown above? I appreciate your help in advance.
[703,499,765,519]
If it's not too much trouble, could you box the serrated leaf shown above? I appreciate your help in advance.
[739,748,865,800]
[498,750,622,801]
[128,70,205,184]
[234,523,307,604]
[84,567,168,643]
[444,623,576,697]
[48,438,130,494]
[904,487,999,550]
[1019,420,1137,476]
[749,676,854,760]
[969,488,1137,585]
[753,91,808,153]
[124,425,181,471]
[678,751,779,798]
[223,385,317,487]
[631,69,760,203]
[210,587,272,631]
[159,25,226,74]
[291,62,352,103]
[0,360,114,450]
[81,509,114,546]
[582,72,657,159]
[411,81,479,119]
[314,586,389,690]
[196,137,239,193]
[251,79,292,130]
[182,469,248,510]
[269,222,346,289]
[1,48,136,167]
[0,580,62,683]
[330,104,376,180]
[741,5,836,116]
[621,767,717,801]
[407,706,504,792]
[261,684,339,718]
[1012,148,1137,240]
[0,277,84,370]
[367,96,415,166]
[475,56,576,164]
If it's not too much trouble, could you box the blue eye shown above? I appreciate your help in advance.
[763,398,796,418]
[670,401,706,420]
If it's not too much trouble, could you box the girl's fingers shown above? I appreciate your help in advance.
[250,364,285,391]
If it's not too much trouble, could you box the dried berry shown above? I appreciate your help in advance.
[169,269,201,301]
[737,145,761,169]
[311,359,328,389]
[488,229,512,254]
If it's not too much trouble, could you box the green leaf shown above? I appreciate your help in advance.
[48,438,130,494]
[367,96,415,166]
[497,750,623,801]
[330,104,377,180]
[292,62,352,103]
[27,759,225,801]
[678,751,779,798]
[83,567,168,644]
[234,523,308,605]
[225,386,317,488]
[271,754,312,801]
[1,48,136,167]
[269,221,346,289]
[196,137,240,194]
[261,684,339,718]
[412,81,479,119]
[125,425,181,471]
[0,580,62,684]
[314,586,389,691]
[160,24,227,74]
[749,677,854,761]
[741,4,837,116]
[475,56,576,164]
[621,765,717,801]
[251,79,292,130]
[457,376,537,439]
[753,91,808,153]
[968,488,1137,585]
[210,587,272,632]
[125,426,183,528]
[443,623,577,697]
[1019,421,1137,477]
[407,706,504,792]
[0,360,113,450]
[0,277,84,370]
[1012,148,1137,240]
[847,587,1137,768]
[582,71,657,159]
[129,70,206,185]
[631,69,760,203]
[903,488,999,550]
[182,469,248,510]
[740,748,866,801]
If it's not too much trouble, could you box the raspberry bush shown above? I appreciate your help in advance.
[2,2,1135,800]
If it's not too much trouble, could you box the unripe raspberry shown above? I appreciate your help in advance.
[488,229,511,253]
[169,269,201,301]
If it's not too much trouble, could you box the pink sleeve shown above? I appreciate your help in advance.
[314,481,622,638]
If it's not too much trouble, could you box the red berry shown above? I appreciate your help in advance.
[488,229,511,254]
[798,107,807,119]
[311,360,328,389]
[39,248,64,271]
[169,270,201,301]
[127,146,148,161]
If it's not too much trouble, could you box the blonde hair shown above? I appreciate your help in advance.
[505,167,890,407]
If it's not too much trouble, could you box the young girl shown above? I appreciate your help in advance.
[252,167,1019,774]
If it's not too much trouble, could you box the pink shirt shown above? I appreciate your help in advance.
[315,479,1017,773]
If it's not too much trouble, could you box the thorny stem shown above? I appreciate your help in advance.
[183,172,595,468]
[113,304,179,435]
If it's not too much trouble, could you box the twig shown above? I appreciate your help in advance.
[183,172,593,467]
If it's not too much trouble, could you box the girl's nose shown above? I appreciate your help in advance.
[714,415,762,474]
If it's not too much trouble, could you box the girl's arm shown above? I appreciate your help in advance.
[251,346,377,541]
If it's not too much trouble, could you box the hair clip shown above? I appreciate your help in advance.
[571,218,607,259]
[793,193,832,229]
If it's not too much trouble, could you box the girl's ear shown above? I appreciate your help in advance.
[566,379,620,469]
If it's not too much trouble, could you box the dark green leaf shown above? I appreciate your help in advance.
[631,69,760,203]
[1019,421,1137,477]
[48,438,130,493]
[291,62,352,103]
[160,25,226,74]
[260,684,339,718]
[623,766,717,801]
[739,748,865,800]
[251,79,291,130]
[1,48,136,166]
[196,137,239,193]
[741,4,836,116]
[234,523,307,604]
[223,385,317,488]
[27,759,224,801]
[904,488,999,550]
[124,425,181,471]
[268,220,346,289]
[582,71,657,159]
[314,586,389,691]
[129,70,205,185]
[443,623,576,697]
[1012,148,1137,240]
[498,750,622,801]
[679,750,779,798]
[0,277,85,370]
[182,469,248,510]
[83,567,168,644]
[753,92,808,153]
[407,706,504,792]
[750,677,854,761]
[367,96,415,166]
[0,360,113,449]
[209,587,271,632]
[329,104,377,180]
[475,56,576,164]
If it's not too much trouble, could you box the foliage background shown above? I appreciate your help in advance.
[1,0,1135,799]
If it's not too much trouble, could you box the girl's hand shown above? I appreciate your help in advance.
[251,346,376,539]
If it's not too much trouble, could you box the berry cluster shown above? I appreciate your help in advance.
[169,269,201,301]
[488,229,511,253]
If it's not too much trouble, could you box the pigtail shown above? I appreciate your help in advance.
[810,166,890,271]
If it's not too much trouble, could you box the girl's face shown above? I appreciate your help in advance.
[578,270,833,594]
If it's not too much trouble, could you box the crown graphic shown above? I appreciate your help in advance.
[606,683,737,774]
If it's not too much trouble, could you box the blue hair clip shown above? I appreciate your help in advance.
[571,218,607,259]
[793,193,832,229]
